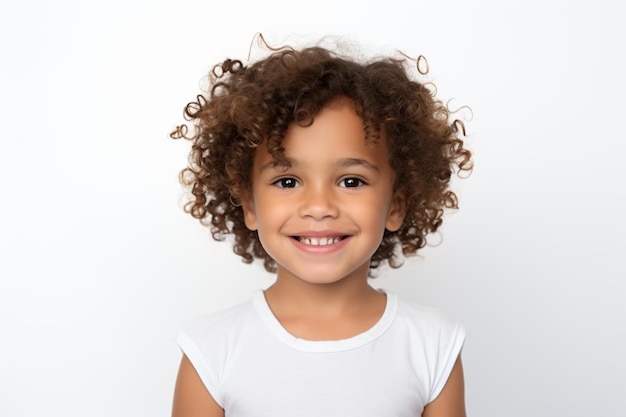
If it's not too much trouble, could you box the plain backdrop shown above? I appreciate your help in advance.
[1,0,625,416]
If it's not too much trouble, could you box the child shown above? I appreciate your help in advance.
[170,38,472,417]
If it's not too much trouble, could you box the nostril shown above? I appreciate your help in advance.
[298,190,339,219]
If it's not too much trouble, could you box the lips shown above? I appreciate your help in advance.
[295,236,344,246]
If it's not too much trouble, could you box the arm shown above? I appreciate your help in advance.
[172,354,224,417]
[422,355,466,417]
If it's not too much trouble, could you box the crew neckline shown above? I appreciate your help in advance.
[252,290,397,353]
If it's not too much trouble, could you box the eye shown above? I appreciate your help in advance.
[273,177,300,188]
[339,177,366,188]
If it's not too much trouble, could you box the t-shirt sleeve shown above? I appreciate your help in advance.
[175,320,226,407]
[427,315,466,403]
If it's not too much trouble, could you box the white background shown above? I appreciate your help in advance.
[1,0,625,416]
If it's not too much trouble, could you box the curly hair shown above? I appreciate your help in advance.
[171,41,472,273]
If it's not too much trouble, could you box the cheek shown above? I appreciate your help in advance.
[353,199,391,231]
[253,195,289,229]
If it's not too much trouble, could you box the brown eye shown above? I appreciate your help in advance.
[273,177,299,188]
[339,177,365,188]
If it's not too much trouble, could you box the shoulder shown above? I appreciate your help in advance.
[390,294,466,353]
[395,295,463,329]
[177,293,260,349]
[174,293,263,407]
[390,294,466,403]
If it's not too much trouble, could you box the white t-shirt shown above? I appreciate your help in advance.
[176,291,465,417]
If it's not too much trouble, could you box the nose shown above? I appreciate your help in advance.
[298,184,339,220]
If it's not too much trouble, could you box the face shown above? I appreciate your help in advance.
[242,97,405,286]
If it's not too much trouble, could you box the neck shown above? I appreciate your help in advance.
[264,263,381,318]
[263,264,387,340]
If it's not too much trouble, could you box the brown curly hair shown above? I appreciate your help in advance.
[171,41,472,273]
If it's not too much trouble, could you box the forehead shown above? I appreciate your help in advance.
[253,97,390,170]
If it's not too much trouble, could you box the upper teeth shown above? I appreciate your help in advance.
[299,237,342,246]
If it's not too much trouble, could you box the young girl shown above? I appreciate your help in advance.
[170,39,472,417]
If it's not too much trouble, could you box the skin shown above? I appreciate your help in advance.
[171,97,466,417]
[172,354,224,417]
[242,97,405,340]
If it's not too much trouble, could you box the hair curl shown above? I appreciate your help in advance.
[171,41,472,273]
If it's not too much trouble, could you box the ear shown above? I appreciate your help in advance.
[240,192,258,231]
[385,190,407,232]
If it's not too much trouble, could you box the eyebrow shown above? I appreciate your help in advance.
[259,157,380,173]
[259,158,296,173]
[337,158,380,173]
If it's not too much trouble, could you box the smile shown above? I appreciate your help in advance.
[295,236,344,246]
